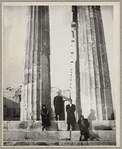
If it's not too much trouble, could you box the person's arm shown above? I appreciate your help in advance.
[66,105,68,113]
[54,97,56,106]
[47,110,49,119]
[73,105,76,112]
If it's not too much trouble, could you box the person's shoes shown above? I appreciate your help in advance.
[42,127,44,131]
[79,137,82,141]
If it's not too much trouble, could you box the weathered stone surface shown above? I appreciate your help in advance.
[35,142,49,146]
[8,121,21,130]
[97,131,111,141]
[21,6,51,121]
[3,141,17,146]
[3,141,116,146]
[110,131,116,142]
[3,130,26,141]
[26,131,59,141]
[88,141,110,145]
[3,131,19,141]
[91,120,115,130]
[71,131,80,141]
[16,142,29,146]
[59,131,70,140]
[4,120,58,131]
[28,142,36,146]
[3,121,8,130]
[110,141,116,145]
[59,141,73,146]
[58,121,67,131]
[78,141,88,146]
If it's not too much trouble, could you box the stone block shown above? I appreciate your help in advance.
[71,131,80,141]
[26,131,45,141]
[58,121,67,131]
[110,131,116,142]
[91,120,116,130]
[35,142,49,146]
[18,131,27,141]
[26,131,59,141]
[110,141,116,145]
[59,131,70,140]
[5,121,58,131]
[3,130,26,141]
[28,142,36,146]
[3,121,8,130]
[89,130,100,141]
[8,121,21,130]
[78,141,88,146]
[3,131,19,141]
[48,141,59,146]
[45,131,59,141]
[59,141,73,146]
[16,142,29,146]
[88,141,110,146]
[109,120,116,128]
[72,141,79,146]
[97,131,110,141]
[3,141,17,146]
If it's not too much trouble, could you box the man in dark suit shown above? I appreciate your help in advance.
[54,91,64,121]
[78,115,89,141]
[66,99,76,131]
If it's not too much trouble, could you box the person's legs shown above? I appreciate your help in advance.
[71,124,75,131]
[79,131,83,141]
[59,113,62,120]
[84,130,89,141]
[55,114,58,121]
[67,124,70,131]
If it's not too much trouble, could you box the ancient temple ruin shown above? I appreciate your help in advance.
[3,5,116,146]
[21,6,114,121]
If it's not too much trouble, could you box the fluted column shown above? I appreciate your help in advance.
[21,6,51,121]
[76,6,114,120]
[93,6,114,120]
[77,6,91,118]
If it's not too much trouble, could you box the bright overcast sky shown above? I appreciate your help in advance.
[3,5,115,95]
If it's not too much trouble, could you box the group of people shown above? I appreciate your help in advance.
[41,91,89,141]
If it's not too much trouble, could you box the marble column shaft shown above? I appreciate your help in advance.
[76,6,114,120]
[77,6,91,118]
[21,6,51,121]
[93,6,114,120]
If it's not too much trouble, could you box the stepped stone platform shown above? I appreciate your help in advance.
[3,120,116,146]
[3,141,116,146]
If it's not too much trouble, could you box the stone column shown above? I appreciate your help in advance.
[93,6,114,120]
[77,6,93,119]
[76,6,114,120]
[21,6,51,121]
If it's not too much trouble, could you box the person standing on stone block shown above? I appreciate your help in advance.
[41,104,50,131]
[54,91,64,121]
[78,115,89,141]
[66,99,76,131]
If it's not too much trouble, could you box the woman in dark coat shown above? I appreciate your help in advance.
[66,99,76,131]
[41,104,50,131]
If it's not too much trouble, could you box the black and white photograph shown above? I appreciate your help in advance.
[2,2,120,147]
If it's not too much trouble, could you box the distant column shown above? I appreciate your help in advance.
[76,6,114,120]
[21,6,51,121]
